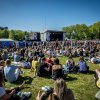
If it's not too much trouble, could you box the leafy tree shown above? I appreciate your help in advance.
[91,22,100,39]
[15,30,25,40]
[62,21,100,40]
[62,25,74,39]
[0,29,9,38]
[2,29,9,38]
[9,30,15,40]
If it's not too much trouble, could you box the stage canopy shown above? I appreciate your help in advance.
[40,30,64,41]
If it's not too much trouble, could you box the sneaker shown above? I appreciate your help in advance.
[17,92,32,100]
[95,91,100,99]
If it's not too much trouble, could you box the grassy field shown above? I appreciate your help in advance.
[5,56,100,100]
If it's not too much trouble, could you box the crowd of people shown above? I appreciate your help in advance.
[0,40,100,100]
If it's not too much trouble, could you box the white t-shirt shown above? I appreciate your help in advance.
[91,57,97,63]
[0,87,6,98]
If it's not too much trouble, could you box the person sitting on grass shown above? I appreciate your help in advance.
[0,71,31,100]
[94,68,100,89]
[4,59,23,83]
[2,50,9,61]
[89,54,97,64]
[0,60,5,71]
[0,71,16,100]
[31,56,39,78]
[37,57,51,77]
[52,58,64,80]
[50,78,75,100]
[17,58,31,69]
[45,56,54,72]
[77,56,89,74]
[94,68,100,99]
[91,53,100,64]
[63,55,75,73]
[0,53,3,60]
[36,78,75,100]
[14,52,21,62]
[46,56,54,66]
[39,50,45,58]
[73,49,77,57]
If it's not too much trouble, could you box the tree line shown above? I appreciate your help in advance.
[0,28,29,41]
[0,21,100,40]
[62,21,100,40]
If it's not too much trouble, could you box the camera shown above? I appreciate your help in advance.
[41,86,53,93]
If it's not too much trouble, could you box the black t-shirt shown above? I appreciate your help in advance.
[37,62,49,76]
[52,69,63,80]
[34,51,39,56]
[39,53,44,58]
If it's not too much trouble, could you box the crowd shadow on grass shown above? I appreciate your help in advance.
[13,76,33,85]
[41,76,52,79]
[88,70,95,75]
[36,75,78,82]
[65,76,77,82]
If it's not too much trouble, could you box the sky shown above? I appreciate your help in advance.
[0,0,100,31]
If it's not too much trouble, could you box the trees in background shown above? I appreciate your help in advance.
[88,22,100,39]
[0,28,30,41]
[62,21,100,40]
[0,21,100,40]
[9,30,15,40]
[0,29,9,38]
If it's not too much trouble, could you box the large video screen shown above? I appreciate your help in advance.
[29,32,38,40]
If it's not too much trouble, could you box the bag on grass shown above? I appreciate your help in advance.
[16,92,32,100]
[10,92,32,100]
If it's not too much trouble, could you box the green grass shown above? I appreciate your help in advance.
[5,56,100,100]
